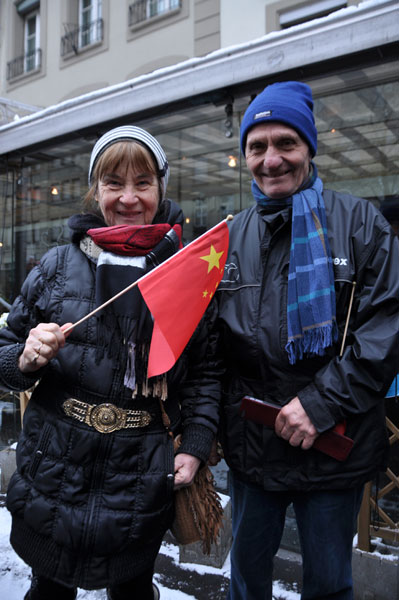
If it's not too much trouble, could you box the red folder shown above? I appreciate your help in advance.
[240,396,354,462]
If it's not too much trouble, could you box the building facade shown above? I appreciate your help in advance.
[0,0,398,450]
[1,0,364,109]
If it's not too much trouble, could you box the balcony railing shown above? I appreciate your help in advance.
[61,19,104,56]
[6,48,42,81]
[129,0,181,27]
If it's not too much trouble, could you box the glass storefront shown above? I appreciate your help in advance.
[0,65,398,449]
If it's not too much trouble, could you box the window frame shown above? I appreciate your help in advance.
[280,0,347,28]
[78,0,102,49]
[128,0,182,29]
[24,10,40,72]
[148,0,180,19]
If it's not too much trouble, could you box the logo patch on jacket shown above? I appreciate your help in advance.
[221,262,240,283]
[332,256,352,281]
[334,257,348,266]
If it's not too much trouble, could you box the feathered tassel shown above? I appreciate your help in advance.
[130,343,168,400]
[170,435,224,554]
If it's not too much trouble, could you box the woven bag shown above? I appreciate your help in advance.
[170,435,224,554]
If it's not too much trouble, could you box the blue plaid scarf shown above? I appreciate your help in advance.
[252,164,337,364]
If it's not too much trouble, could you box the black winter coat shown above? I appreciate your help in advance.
[217,190,399,491]
[0,204,221,590]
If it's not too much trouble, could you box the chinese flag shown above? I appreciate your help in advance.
[138,220,229,378]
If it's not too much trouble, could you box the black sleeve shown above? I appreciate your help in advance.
[298,221,399,433]
[175,299,223,462]
[0,251,55,392]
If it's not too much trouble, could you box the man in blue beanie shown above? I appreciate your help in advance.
[216,81,399,599]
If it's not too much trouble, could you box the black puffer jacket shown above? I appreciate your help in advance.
[0,201,221,589]
[217,190,399,491]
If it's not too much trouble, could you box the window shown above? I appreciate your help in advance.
[279,0,347,29]
[24,11,40,72]
[129,0,181,27]
[149,0,180,18]
[7,1,42,80]
[1,72,397,306]
[61,0,103,56]
[78,0,102,48]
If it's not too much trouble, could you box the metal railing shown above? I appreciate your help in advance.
[128,0,181,26]
[358,401,399,551]
[61,19,104,56]
[6,48,42,81]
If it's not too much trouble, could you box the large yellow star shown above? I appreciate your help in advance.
[200,245,224,274]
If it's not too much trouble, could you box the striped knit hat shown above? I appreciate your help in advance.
[88,125,170,199]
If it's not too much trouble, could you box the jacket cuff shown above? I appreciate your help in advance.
[177,423,214,463]
[0,344,40,391]
[297,382,338,433]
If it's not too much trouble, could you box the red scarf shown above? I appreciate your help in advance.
[87,223,182,256]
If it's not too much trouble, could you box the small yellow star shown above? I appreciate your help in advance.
[200,245,224,273]
[203,290,209,298]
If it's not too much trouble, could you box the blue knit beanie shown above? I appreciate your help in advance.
[240,81,317,157]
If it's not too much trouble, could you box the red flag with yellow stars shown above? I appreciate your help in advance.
[138,220,229,378]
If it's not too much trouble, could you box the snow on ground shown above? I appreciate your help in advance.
[0,505,299,599]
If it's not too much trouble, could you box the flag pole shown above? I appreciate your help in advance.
[63,215,233,335]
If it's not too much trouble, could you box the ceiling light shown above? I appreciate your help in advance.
[228,155,237,168]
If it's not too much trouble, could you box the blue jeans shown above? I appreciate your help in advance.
[227,471,364,600]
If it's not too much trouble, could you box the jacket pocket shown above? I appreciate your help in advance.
[28,422,53,480]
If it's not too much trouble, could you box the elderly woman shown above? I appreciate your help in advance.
[0,126,220,600]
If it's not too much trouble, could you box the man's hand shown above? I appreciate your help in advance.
[174,453,201,489]
[275,396,318,450]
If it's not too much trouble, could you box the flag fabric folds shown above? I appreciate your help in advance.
[138,220,229,378]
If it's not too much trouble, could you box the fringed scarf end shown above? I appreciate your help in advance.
[124,341,136,391]
[126,342,168,400]
[285,321,338,365]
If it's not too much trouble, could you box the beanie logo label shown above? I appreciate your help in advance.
[254,110,272,119]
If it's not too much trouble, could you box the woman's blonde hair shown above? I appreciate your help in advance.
[83,140,161,217]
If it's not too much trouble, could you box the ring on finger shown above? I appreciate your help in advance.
[32,352,40,363]
[37,341,44,355]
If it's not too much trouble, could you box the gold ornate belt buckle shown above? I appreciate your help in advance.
[62,399,152,432]
[87,403,126,434]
